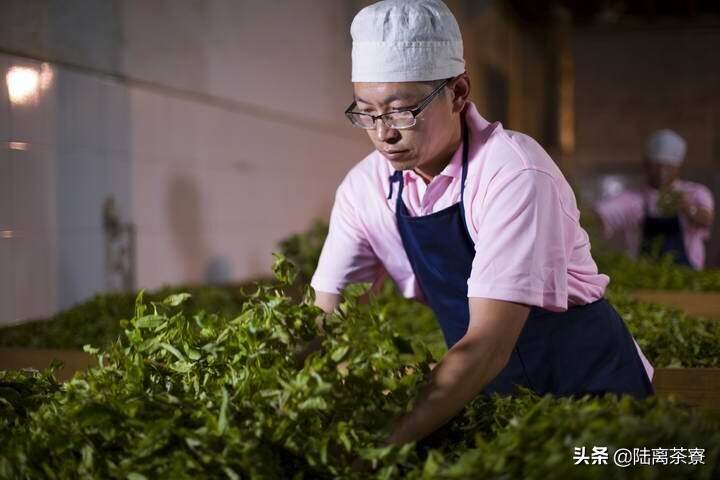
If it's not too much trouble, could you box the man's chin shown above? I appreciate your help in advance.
[387,158,417,171]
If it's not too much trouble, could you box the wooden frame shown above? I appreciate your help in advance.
[653,368,720,411]
[630,291,720,320]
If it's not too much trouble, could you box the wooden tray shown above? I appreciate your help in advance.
[0,348,97,382]
[2,350,718,412]
[630,290,720,320]
[653,368,720,411]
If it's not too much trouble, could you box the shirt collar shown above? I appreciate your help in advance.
[403,139,465,183]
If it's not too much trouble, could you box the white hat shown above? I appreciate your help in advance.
[646,129,687,166]
[351,0,465,82]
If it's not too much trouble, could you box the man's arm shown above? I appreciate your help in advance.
[383,297,530,446]
[679,195,714,228]
[590,194,643,240]
[315,291,341,314]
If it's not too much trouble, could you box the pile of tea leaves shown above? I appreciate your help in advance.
[1,256,719,479]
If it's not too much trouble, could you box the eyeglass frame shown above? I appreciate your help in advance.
[344,77,452,130]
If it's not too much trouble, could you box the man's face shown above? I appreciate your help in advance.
[352,81,457,172]
[645,159,681,189]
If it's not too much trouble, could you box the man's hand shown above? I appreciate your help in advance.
[678,193,714,228]
[292,335,324,368]
[383,297,530,446]
[291,290,342,368]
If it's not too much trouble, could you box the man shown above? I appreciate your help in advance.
[594,129,714,270]
[310,0,654,446]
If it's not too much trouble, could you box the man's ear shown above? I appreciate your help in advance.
[451,73,471,113]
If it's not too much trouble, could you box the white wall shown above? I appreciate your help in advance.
[0,0,371,325]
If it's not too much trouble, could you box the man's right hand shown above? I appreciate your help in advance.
[314,290,341,314]
[292,290,341,368]
[293,335,324,368]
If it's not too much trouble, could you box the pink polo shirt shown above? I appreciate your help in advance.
[595,181,714,270]
[311,103,610,311]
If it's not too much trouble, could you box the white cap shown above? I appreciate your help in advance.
[351,0,465,82]
[646,129,687,166]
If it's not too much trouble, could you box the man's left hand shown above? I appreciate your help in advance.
[679,193,714,227]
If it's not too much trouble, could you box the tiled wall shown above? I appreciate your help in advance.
[0,53,133,323]
[0,0,371,325]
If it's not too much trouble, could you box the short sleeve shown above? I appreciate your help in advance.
[467,170,570,310]
[310,176,381,294]
[594,192,644,238]
[687,183,715,240]
[691,184,714,213]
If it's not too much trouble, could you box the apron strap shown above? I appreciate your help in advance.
[460,118,469,198]
[387,170,403,200]
[643,190,651,217]
[458,116,470,231]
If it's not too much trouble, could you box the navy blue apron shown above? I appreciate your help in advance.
[640,196,692,268]
[391,118,653,398]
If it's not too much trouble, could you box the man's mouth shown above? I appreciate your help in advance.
[382,149,409,160]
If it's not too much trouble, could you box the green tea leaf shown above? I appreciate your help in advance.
[135,315,165,329]
[218,387,229,435]
[163,293,192,307]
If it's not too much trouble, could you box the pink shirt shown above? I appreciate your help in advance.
[595,181,714,270]
[311,103,610,311]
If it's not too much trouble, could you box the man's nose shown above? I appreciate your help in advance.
[375,119,399,142]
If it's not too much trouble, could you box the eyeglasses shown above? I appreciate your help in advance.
[344,78,451,130]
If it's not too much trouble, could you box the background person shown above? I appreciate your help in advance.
[594,129,714,270]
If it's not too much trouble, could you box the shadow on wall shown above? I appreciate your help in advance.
[168,173,208,284]
[167,173,234,285]
[205,256,233,284]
